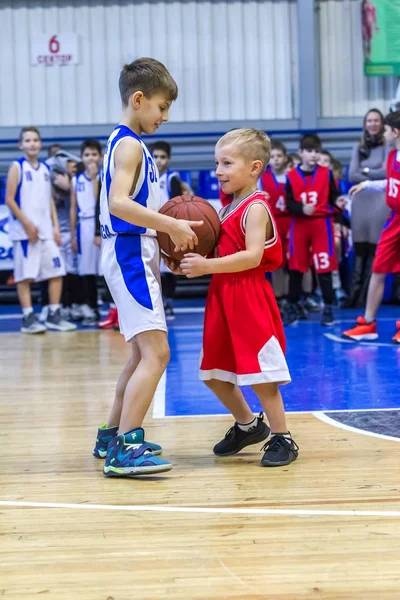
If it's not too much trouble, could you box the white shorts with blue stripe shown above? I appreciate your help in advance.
[101,234,167,342]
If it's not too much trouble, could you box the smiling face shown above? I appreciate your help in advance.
[19,130,41,161]
[365,111,383,136]
[215,143,262,197]
[132,92,172,135]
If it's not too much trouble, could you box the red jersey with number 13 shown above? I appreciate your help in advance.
[287,165,333,217]
[386,149,400,213]
[261,167,288,217]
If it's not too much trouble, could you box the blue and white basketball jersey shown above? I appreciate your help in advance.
[73,172,97,218]
[8,158,53,241]
[100,125,160,238]
[159,170,180,207]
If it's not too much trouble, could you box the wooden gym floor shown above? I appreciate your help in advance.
[1,310,400,599]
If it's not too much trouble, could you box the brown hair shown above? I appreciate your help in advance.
[271,140,287,155]
[119,57,178,106]
[19,126,41,142]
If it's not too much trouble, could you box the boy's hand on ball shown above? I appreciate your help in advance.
[169,219,204,252]
[161,252,183,275]
[181,253,208,278]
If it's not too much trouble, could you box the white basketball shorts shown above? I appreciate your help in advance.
[13,239,66,283]
[101,234,167,342]
[77,217,100,276]
[60,231,78,275]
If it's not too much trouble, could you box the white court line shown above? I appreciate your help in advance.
[313,411,400,443]
[152,371,166,418]
[0,500,400,518]
[159,407,400,419]
[324,333,397,348]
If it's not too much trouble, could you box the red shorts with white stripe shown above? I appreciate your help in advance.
[372,211,400,274]
[275,216,291,267]
[288,216,338,274]
[199,271,291,386]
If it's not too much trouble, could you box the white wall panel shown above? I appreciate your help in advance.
[319,0,398,117]
[0,0,297,127]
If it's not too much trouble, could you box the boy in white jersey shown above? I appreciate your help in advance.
[5,127,76,334]
[70,139,102,325]
[93,57,203,477]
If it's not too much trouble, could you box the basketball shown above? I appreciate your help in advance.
[157,195,221,262]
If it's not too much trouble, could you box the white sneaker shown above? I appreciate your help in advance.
[60,307,71,320]
[80,304,96,319]
[39,305,50,323]
[45,309,77,332]
[70,304,84,321]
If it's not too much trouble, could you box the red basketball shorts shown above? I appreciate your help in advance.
[373,212,400,274]
[288,217,338,274]
[275,216,291,267]
[199,272,291,386]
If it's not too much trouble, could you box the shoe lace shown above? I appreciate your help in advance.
[261,435,299,453]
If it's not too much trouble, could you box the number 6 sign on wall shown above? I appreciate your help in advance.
[30,34,79,66]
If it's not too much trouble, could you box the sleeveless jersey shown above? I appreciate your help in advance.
[261,167,288,217]
[159,170,180,207]
[217,190,282,273]
[100,125,159,238]
[386,149,400,213]
[73,172,98,218]
[8,158,53,241]
[287,165,333,218]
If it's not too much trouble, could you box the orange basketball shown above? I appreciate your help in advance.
[157,195,220,262]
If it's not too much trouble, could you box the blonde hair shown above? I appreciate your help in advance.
[216,128,271,170]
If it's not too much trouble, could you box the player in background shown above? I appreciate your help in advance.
[93,58,202,477]
[150,140,189,319]
[261,140,290,310]
[283,134,345,327]
[70,139,102,326]
[343,110,400,343]
[181,128,299,468]
[5,127,76,333]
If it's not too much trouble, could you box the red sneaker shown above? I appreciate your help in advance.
[98,307,118,330]
[342,316,378,341]
[392,321,400,345]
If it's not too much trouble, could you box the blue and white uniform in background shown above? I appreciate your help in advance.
[73,172,100,275]
[9,158,65,283]
[159,169,180,274]
[100,125,166,341]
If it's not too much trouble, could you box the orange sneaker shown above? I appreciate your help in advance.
[342,316,378,341]
[392,321,400,345]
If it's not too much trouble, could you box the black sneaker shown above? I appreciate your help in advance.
[282,303,299,326]
[321,304,335,326]
[260,434,299,467]
[213,413,270,456]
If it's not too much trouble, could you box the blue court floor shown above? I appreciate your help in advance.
[2,301,399,423]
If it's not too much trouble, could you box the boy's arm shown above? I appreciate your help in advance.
[5,162,39,243]
[285,180,306,215]
[170,175,183,197]
[110,139,203,252]
[181,203,271,277]
[362,179,387,192]
[328,172,342,207]
[50,196,61,245]
[70,184,78,253]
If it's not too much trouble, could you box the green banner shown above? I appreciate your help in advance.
[363,0,400,76]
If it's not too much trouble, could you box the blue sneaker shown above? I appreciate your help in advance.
[93,424,162,458]
[103,428,172,477]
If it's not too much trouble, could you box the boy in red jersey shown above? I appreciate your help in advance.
[261,140,290,306]
[343,110,400,343]
[181,129,298,467]
[283,134,344,327]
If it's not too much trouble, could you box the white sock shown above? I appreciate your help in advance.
[49,304,61,313]
[271,432,291,440]
[22,307,33,317]
[238,416,258,432]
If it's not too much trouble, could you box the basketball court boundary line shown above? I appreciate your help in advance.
[1,500,400,518]
[152,371,166,418]
[324,333,399,348]
[155,407,400,419]
[312,411,400,442]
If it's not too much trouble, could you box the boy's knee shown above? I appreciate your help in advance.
[150,340,170,369]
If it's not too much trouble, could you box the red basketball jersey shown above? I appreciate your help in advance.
[217,191,282,272]
[386,149,400,213]
[261,167,288,217]
[287,165,333,217]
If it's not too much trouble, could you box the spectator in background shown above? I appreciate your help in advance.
[345,108,390,307]
[48,143,62,158]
